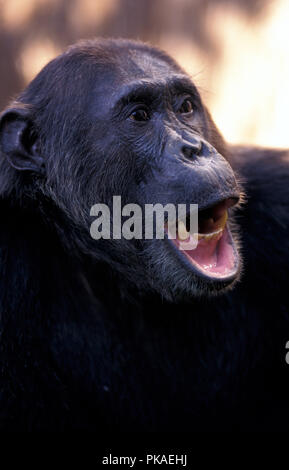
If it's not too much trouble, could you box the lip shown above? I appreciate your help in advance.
[196,191,240,213]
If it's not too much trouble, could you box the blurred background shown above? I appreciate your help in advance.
[0,0,288,147]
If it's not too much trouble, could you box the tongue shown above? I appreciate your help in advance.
[186,233,220,270]
[183,228,235,276]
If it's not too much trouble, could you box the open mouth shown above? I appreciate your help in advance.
[167,197,240,281]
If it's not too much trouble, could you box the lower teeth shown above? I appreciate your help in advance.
[198,228,223,241]
[175,211,228,241]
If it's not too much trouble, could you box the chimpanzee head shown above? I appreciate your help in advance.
[0,38,242,301]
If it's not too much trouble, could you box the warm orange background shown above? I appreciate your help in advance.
[0,0,288,147]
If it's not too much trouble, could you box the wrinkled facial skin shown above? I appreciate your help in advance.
[0,40,242,301]
[82,46,241,299]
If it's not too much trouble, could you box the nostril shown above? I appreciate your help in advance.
[182,146,193,159]
[181,141,202,159]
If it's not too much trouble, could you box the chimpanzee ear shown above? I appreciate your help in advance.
[0,108,45,174]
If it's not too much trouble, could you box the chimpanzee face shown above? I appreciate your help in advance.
[0,39,242,300]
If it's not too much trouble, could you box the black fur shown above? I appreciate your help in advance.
[0,39,288,431]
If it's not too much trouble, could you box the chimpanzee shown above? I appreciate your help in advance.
[0,38,288,431]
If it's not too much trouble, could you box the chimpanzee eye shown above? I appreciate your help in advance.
[129,109,150,121]
[178,99,194,115]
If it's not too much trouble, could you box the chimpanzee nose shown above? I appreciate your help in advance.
[181,139,202,159]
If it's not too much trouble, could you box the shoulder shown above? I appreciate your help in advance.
[230,144,289,201]
[230,145,289,231]
[229,145,289,293]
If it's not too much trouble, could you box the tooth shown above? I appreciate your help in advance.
[218,211,228,229]
[198,228,223,241]
[178,220,190,240]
